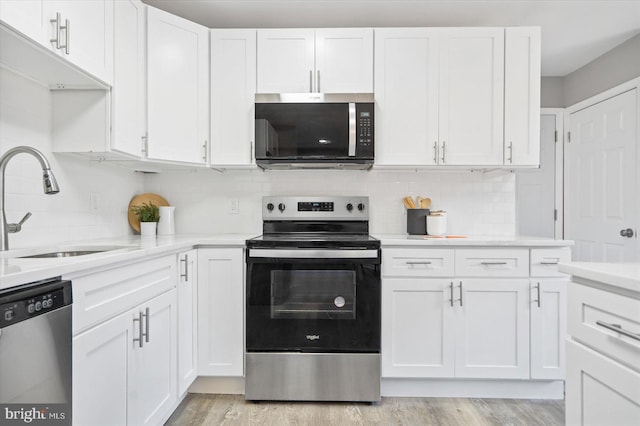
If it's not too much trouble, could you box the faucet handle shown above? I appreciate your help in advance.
[8,212,32,233]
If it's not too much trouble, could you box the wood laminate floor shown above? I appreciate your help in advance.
[165,394,564,426]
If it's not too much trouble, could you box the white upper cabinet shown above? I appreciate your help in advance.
[439,28,504,166]
[146,6,209,165]
[504,27,541,166]
[111,0,145,158]
[257,28,373,93]
[375,27,539,168]
[374,28,439,165]
[210,29,257,166]
[0,0,114,84]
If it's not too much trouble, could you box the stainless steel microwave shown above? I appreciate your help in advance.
[254,93,374,170]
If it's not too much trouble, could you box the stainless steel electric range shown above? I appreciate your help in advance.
[245,196,381,402]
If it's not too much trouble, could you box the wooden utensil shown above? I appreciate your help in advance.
[403,196,416,209]
[421,197,432,209]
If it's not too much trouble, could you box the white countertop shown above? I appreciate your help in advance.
[558,262,640,294]
[376,234,574,247]
[0,234,252,291]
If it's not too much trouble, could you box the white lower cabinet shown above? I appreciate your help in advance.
[177,249,198,395]
[73,289,177,426]
[382,246,568,384]
[197,248,244,376]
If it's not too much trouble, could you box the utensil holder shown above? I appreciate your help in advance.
[407,209,430,235]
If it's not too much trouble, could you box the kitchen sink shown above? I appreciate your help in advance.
[19,250,108,258]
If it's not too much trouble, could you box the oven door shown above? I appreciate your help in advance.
[246,248,380,353]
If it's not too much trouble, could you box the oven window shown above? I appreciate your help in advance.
[271,270,356,320]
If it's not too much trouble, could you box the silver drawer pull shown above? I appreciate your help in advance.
[596,320,640,342]
[540,259,560,265]
[406,261,432,265]
[480,261,508,265]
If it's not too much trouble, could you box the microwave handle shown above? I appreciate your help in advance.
[348,103,356,156]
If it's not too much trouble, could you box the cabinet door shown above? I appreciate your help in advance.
[0,0,48,45]
[197,248,244,376]
[315,28,373,93]
[382,278,455,377]
[177,250,198,395]
[111,0,144,157]
[147,6,209,165]
[47,0,114,84]
[504,27,541,166]
[530,279,566,380]
[439,28,504,165]
[455,279,530,378]
[374,28,439,165]
[257,29,315,93]
[73,309,131,426]
[210,29,256,166]
[129,290,177,426]
[566,340,640,426]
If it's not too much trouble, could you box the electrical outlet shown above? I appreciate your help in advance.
[90,192,100,213]
[229,198,239,214]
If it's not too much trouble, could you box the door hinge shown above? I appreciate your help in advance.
[554,130,558,143]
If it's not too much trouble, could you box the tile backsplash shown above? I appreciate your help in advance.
[143,168,516,236]
[1,69,515,246]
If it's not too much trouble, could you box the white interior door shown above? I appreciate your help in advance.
[516,111,560,238]
[565,88,638,262]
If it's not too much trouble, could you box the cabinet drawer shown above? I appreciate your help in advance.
[530,247,571,277]
[454,249,529,277]
[382,249,454,277]
[568,282,640,372]
[70,255,176,334]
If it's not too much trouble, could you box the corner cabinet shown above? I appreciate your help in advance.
[257,28,373,93]
[210,29,257,167]
[381,245,569,386]
[0,0,114,85]
[146,6,209,165]
[197,248,245,376]
[375,27,540,168]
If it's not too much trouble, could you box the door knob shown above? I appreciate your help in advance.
[620,228,634,238]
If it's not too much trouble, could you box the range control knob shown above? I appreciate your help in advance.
[357,203,365,211]
[346,203,353,212]
[278,203,286,212]
[266,203,274,212]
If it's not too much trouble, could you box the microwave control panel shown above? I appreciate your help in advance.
[356,103,374,157]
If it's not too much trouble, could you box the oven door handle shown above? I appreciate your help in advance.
[249,248,379,259]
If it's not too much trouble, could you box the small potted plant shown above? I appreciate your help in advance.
[130,201,160,237]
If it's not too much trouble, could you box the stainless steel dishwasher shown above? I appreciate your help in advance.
[0,277,72,423]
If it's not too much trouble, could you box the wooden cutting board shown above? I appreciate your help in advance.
[127,193,169,233]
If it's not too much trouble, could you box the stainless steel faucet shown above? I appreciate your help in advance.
[0,146,60,250]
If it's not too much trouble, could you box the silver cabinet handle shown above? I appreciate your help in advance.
[62,18,69,54]
[406,261,432,265]
[458,282,463,307]
[441,141,446,164]
[433,142,438,164]
[507,141,513,164]
[309,70,313,93]
[180,254,189,281]
[133,312,144,348]
[202,140,208,162]
[533,282,541,308]
[50,12,62,49]
[596,320,640,342]
[142,307,149,343]
[540,259,560,265]
[449,282,454,307]
[317,70,320,92]
[481,261,508,265]
[250,140,254,163]
[141,135,148,155]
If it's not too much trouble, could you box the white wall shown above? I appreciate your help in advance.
[144,168,516,236]
[0,69,144,248]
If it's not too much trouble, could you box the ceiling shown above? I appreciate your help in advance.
[141,0,640,77]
